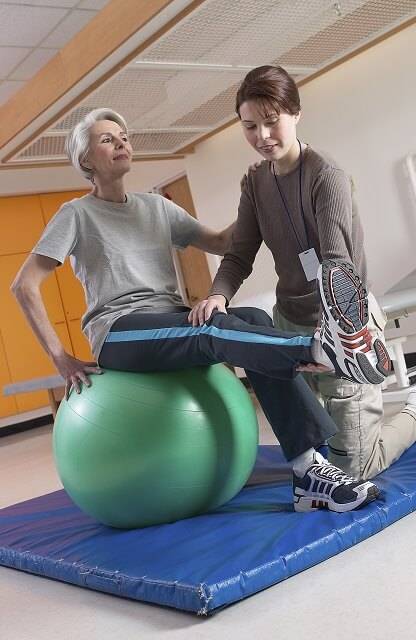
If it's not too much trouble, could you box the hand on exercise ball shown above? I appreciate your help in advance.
[52,350,103,399]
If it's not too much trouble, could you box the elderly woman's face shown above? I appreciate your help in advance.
[84,119,132,180]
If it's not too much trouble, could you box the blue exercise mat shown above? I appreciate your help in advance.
[1,444,416,615]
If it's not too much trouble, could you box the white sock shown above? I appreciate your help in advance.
[292,448,318,475]
[405,387,416,419]
[311,334,333,369]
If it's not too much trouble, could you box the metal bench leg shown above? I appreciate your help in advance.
[47,389,59,419]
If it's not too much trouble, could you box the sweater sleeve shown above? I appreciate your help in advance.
[210,179,263,302]
[312,168,355,264]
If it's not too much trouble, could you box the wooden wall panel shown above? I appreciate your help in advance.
[0,330,17,417]
[39,191,87,224]
[0,196,45,255]
[67,319,94,362]
[14,322,72,413]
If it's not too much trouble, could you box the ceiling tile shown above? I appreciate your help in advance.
[0,46,31,79]
[77,0,112,9]
[10,48,58,81]
[41,9,97,48]
[0,79,25,106]
[0,5,68,47]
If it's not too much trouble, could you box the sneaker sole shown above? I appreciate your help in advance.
[320,260,368,334]
[319,260,391,384]
[294,484,380,513]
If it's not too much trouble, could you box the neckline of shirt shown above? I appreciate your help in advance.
[269,143,310,178]
[85,192,131,209]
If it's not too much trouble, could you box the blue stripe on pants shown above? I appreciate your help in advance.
[105,324,312,348]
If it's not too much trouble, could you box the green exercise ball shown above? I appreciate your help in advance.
[53,364,258,529]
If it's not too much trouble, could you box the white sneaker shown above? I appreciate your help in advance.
[318,259,391,384]
[293,452,380,513]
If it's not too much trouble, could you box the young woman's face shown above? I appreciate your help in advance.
[84,119,132,180]
[239,100,300,163]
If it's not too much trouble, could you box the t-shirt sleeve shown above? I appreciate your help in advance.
[31,203,78,265]
[162,196,201,249]
[312,168,355,263]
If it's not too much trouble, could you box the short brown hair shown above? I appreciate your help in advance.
[236,65,301,118]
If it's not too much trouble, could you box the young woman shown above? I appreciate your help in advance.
[11,107,381,513]
[189,65,416,481]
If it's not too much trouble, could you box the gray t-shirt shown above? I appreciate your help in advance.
[32,192,201,358]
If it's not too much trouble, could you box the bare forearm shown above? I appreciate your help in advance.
[12,285,65,362]
[218,222,236,255]
[191,221,236,256]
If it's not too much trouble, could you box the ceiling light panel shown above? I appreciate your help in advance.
[9,0,416,163]
[17,135,67,160]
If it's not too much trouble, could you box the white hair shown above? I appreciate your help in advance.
[65,108,128,181]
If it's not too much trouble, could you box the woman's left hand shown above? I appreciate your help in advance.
[188,295,227,326]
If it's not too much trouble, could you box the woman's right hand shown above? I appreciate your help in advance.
[52,351,103,399]
[240,160,263,190]
[188,295,227,327]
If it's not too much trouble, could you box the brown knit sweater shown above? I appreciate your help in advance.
[210,145,367,326]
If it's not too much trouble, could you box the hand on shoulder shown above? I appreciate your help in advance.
[240,160,266,191]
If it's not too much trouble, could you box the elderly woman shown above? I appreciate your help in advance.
[11,107,381,513]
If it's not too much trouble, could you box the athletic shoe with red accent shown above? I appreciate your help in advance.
[293,452,380,513]
[318,259,391,384]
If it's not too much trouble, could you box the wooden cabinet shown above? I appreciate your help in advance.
[39,191,87,224]
[0,190,90,418]
[0,196,45,255]
[55,260,86,321]
[67,318,93,361]
[0,331,17,417]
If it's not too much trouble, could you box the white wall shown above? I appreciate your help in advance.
[0,158,186,196]
[185,24,416,312]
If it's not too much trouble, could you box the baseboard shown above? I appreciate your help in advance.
[0,410,53,438]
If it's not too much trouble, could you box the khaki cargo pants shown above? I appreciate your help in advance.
[274,294,416,480]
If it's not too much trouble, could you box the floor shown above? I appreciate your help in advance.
[1,399,416,640]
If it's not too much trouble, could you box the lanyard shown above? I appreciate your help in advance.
[272,139,311,252]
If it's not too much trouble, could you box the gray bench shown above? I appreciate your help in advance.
[3,375,65,418]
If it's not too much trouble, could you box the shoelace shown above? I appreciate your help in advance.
[313,463,356,485]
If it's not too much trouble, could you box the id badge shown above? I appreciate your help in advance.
[299,248,320,281]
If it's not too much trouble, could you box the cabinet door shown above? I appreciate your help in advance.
[13,323,72,414]
[0,196,45,255]
[56,260,86,320]
[0,330,17,417]
[68,319,94,361]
